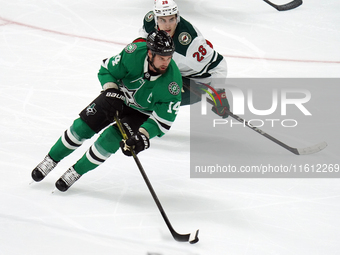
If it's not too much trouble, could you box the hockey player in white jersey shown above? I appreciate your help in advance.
[134,0,229,118]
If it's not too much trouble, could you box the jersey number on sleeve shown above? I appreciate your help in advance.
[111,55,121,66]
[167,101,181,114]
[193,45,207,62]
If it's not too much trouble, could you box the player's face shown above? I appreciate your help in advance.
[148,51,172,74]
[157,15,177,37]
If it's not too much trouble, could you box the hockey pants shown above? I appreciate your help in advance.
[48,92,148,175]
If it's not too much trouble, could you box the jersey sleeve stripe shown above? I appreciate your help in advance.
[150,111,173,134]
[192,52,218,77]
[189,52,224,78]
[101,58,110,69]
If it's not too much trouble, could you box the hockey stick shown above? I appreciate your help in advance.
[185,84,327,155]
[113,115,199,244]
[263,0,303,11]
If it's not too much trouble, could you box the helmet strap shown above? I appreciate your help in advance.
[147,52,159,74]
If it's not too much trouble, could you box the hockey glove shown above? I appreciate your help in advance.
[120,130,150,157]
[103,88,125,118]
[211,89,230,118]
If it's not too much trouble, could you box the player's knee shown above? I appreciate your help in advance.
[71,118,96,139]
[95,126,122,154]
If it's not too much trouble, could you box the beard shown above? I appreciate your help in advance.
[153,65,167,74]
[147,55,168,75]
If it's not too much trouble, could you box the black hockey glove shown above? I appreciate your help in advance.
[103,88,125,118]
[120,131,150,156]
[211,89,230,118]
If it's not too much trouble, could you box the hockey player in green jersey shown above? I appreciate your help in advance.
[31,30,182,192]
[134,0,230,118]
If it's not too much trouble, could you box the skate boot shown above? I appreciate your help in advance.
[55,167,82,192]
[31,155,58,182]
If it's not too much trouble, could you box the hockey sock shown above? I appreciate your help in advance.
[49,118,96,162]
[73,125,122,175]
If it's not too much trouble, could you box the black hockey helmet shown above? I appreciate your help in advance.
[146,30,175,56]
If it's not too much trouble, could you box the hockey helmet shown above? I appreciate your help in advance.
[146,30,175,56]
[153,0,180,24]
[154,0,178,16]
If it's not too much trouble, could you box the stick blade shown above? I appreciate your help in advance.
[263,0,303,11]
[296,141,328,155]
[189,229,199,244]
[172,229,199,244]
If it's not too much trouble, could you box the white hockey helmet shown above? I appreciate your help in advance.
[153,0,180,24]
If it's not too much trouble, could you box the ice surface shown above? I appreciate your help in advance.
[1,0,340,254]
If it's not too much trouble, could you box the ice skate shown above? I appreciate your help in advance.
[55,167,81,192]
[31,155,58,182]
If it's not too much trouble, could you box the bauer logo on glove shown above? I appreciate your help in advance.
[106,91,125,101]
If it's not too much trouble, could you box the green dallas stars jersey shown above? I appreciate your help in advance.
[98,42,182,138]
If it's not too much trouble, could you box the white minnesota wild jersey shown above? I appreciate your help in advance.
[139,11,225,79]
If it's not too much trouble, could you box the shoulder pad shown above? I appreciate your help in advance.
[172,17,198,56]
[124,43,137,54]
[143,11,157,33]
[175,17,198,46]
[144,11,154,23]
[168,81,181,96]
[178,32,192,46]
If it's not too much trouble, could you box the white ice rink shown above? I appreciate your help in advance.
[1,0,340,254]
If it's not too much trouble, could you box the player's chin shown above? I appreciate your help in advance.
[164,30,174,37]
[156,66,168,74]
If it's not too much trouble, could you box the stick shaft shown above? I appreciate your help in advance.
[113,115,196,242]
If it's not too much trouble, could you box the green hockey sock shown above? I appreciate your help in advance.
[73,125,122,175]
[49,118,95,162]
